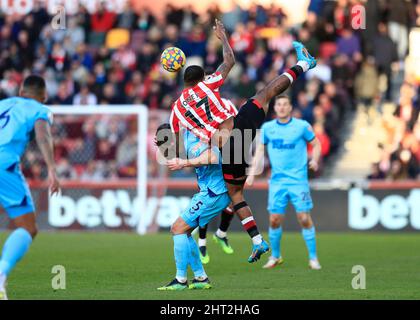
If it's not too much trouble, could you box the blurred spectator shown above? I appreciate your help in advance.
[355,57,379,109]
[73,85,98,105]
[117,3,138,29]
[91,1,116,33]
[385,0,414,60]
[80,161,106,181]
[116,132,137,177]
[373,23,398,102]
[367,163,386,180]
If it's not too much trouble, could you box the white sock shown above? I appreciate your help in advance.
[198,238,206,247]
[252,234,263,245]
[0,273,6,288]
[216,229,227,238]
[297,60,310,72]
[176,276,187,283]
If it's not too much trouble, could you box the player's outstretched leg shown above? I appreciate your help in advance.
[187,235,212,290]
[0,213,37,300]
[252,41,317,115]
[198,224,210,264]
[213,206,235,254]
[297,212,321,270]
[226,183,269,263]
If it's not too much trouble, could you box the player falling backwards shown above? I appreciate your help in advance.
[155,123,230,290]
[0,75,60,300]
[247,95,322,270]
[168,19,317,263]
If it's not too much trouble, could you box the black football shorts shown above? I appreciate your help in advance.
[221,99,266,181]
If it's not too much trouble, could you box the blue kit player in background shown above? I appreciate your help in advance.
[155,124,230,290]
[0,75,60,300]
[247,95,322,270]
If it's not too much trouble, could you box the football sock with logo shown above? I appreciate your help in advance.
[0,228,33,279]
[173,234,189,283]
[301,226,317,260]
[241,217,262,245]
[268,226,283,259]
[187,235,207,280]
[282,61,309,84]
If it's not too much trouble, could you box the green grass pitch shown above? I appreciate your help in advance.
[1,231,419,300]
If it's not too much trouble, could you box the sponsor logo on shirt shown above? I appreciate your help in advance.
[272,139,296,150]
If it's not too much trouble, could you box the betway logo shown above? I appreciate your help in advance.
[49,190,191,229]
[349,188,420,230]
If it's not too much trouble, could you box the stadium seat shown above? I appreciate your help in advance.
[105,29,130,50]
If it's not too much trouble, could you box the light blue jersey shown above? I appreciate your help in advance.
[261,118,315,214]
[0,97,52,218]
[183,129,227,196]
[0,97,53,170]
[261,118,315,184]
[180,130,230,228]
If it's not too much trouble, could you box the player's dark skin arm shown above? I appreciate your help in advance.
[34,120,60,195]
[253,76,292,114]
[214,19,235,79]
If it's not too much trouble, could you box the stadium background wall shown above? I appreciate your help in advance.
[0,181,418,232]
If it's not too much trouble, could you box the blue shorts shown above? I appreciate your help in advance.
[0,164,35,219]
[181,190,231,229]
[267,182,313,214]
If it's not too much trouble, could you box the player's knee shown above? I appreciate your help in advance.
[170,218,185,235]
[170,223,179,235]
[269,215,282,228]
[23,225,38,239]
[297,214,312,228]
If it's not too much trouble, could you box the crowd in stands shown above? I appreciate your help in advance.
[0,0,418,181]
[368,81,419,180]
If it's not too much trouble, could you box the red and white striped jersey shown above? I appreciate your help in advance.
[169,72,235,141]
[221,98,238,117]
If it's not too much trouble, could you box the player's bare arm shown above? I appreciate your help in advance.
[309,137,321,172]
[34,119,60,195]
[213,19,235,79]
[167,149,219,171]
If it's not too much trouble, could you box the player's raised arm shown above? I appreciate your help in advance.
[213,19,235,79]
[34,119,60,195]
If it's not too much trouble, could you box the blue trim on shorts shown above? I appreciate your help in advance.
[6,203,35,219]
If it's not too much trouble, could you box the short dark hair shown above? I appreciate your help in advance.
[274,95,291,103]
[22,75,46,96]
[184,65,205,85]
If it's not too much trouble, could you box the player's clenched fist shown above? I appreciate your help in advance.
[309,159,319,172]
